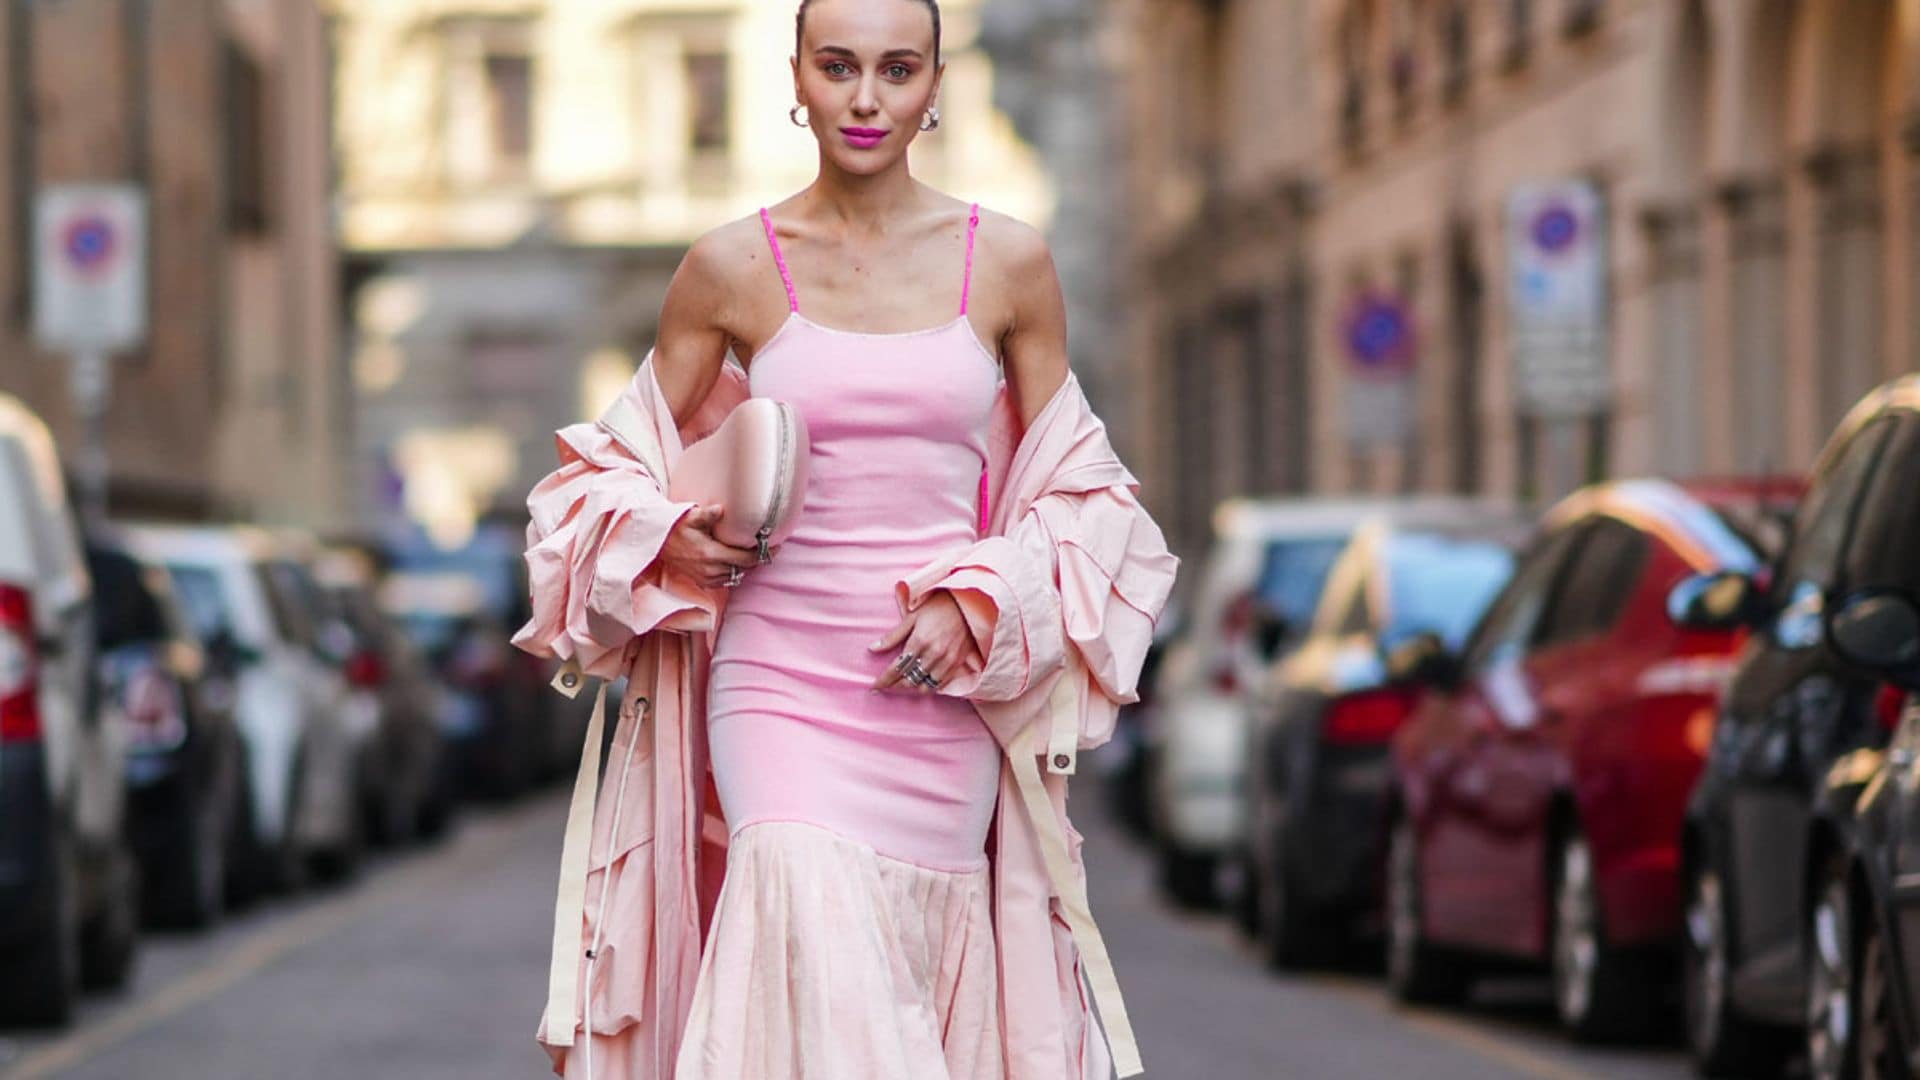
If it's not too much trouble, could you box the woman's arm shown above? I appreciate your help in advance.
[991,216,1071,434]
[653,229,747,428]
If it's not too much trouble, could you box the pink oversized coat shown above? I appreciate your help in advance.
[512,351,1179,1079]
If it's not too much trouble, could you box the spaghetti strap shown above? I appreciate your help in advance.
[959,203,980,317]
[760,207,800,313]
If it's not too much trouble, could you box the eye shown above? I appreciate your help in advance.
[885,62,912,79]
[824,60,853,77]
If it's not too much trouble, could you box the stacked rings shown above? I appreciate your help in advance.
[897,652,941,689]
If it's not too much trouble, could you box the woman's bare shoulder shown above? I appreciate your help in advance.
[679,214,779,293]
[970,206,1053,276]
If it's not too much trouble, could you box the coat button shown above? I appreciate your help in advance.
[1052,753,1071,770]
[562,673,579,689]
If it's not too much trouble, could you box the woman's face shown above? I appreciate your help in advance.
[792,0,941,176]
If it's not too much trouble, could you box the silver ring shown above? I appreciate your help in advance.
[725,566,743,588]
[905,657,938,688]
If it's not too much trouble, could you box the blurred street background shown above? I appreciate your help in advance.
[3,1,1920,1078]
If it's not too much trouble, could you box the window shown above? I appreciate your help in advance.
[1536,518,1648,646]
[167,564,236,646]
[1842,416,1920,593]
[1384,533,1515,649]
[485,51,533,170]
[1461,526,1580,673]
[1338,5,1369,150]
[1778,421,1891,603]
[1439,2,1471,102]
[1502,0,1533,69]
[1563,0,1604,36]
[684,50,730,153]
[1255,537,1348,631]
[224,38,271,233]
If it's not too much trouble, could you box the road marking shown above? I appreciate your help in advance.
[1312,974,1600,1080]
[3,798,554,1079]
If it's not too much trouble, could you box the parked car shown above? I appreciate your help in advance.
[1669,376,1920,1077]
[386,521,581,787]
[313,548,454,844]
[1143,497,1362,906]
[1385,476,1799,1044]
[0,395,139,1025]
[1102,603,1185,840]
[1240,506,1528,967]
[85,533,244,929]
[379,570,540,800]
[124,524,367,893]
[1818,606,1920,1080]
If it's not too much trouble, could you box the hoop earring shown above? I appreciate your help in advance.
[919,105,941,132]
[789,104,809,128]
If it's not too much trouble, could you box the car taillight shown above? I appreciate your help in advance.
[1323,686,1418,745]
[345,650,387,689]
[1877,684,1907,734]
[0,584,40,742]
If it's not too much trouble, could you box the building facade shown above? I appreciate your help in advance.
[1117,0,1920,560]
[0,0,346,527]
[327,0,1053,545]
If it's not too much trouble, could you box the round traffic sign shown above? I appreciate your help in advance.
[62,214,117,275]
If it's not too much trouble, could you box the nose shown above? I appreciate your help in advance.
[852,74,880,116]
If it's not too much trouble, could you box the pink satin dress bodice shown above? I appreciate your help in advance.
[704,208,1004,873]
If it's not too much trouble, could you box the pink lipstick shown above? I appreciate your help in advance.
[841,127,889,149]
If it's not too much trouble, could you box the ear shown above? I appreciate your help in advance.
[791,54,802,100]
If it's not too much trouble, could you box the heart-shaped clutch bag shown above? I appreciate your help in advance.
[667,398,811,563]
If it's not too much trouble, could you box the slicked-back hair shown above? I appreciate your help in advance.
[795,0,942,63]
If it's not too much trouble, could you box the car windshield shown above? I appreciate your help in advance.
[167,564,235,644]
[1383,533,1516,649]
[1253,536,1349,627]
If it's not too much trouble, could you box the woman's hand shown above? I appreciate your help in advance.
[868,590,982,694]
[659,503,764,589]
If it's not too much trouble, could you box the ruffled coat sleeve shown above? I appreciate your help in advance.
[892,373,1178,746]
[510,352,746,679]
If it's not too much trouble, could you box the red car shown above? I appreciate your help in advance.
[1382,477,1799,1042]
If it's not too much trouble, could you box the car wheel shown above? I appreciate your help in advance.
[1157,846,1218,909]
[1256,837,1339,971]
[79,843,140,991]
[1807,853,1863,1080]
[1684,860,1792,1077]
[1384,813,1471,1005]
[224,760,269,909]
[1857,902,1911,1080]
[0,831,81,1026]
[262,744,311,896]
[310,759,367,886]
[155,778,230,930]
[1230,847,1262,938]
[1551,831,1651,1042]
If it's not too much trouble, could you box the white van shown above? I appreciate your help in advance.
[0,394,138,1025]
[122,524,368,892]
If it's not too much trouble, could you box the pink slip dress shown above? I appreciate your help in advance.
[672,205,1008,1079]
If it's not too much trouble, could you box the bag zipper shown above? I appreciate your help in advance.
[755,403,792,563]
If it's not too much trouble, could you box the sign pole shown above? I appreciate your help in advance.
[69,349,111,528]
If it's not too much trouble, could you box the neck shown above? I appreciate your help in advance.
[803,153,924,234]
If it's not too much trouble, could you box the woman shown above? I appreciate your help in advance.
[513,1,1177,1077]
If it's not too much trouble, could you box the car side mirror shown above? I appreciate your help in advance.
[1384,630,1460,689]
[1667,571,1767,632]
[1826,588,1920,687]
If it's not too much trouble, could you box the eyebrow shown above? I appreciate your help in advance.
[813,45,926,60]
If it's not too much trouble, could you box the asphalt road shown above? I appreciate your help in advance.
[0,774,1706,1079]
